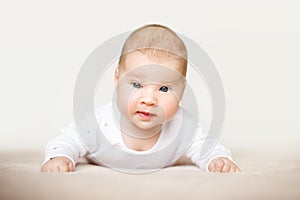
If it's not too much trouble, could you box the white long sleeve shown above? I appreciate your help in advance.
[43,103,235,171]
[43,122,87,167]
[185,125,232,171]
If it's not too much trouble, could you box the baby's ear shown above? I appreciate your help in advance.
[178,79,187,100]
[179,78,187,91]
[182,79,187,87]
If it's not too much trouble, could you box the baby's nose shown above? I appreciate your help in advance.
[139,88,157,106]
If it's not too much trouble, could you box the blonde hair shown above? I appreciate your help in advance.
[118,24,188,75]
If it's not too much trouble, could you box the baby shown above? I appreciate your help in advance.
[41,24,240,173]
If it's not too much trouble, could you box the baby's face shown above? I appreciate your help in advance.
[115,51,186,130]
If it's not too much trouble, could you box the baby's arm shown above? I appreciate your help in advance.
[41,122,87,173]
[185,125,240,173]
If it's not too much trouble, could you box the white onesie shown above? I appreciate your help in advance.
[43,102,233,171]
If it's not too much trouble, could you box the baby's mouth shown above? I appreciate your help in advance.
[136,111,156,120]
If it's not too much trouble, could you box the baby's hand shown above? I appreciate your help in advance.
[208,157,240,173]
[41,156,74,173]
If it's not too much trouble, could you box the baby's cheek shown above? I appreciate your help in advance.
[116,85,138,114]
[160,97,179,121]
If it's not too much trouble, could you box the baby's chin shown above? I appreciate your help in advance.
[131,120,164,131]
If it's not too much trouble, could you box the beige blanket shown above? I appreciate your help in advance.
[1,142,299,200]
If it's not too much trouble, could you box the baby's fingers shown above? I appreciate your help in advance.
[44,164,60,173]
[44,162,70,173]
[58,163,70,172]
[68,162,74,171]
[209,159,224,172]
[41,167,50,173]
[221,162,230,173]
[57,160,74,172]
[41,163,57,173]
[230,166,241,172]
[229,166,236,173]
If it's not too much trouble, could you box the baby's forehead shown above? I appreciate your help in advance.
[121,51,186,76]
[121,64,186,84]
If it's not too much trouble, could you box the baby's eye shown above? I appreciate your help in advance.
[131,82,142,89]
[159,86,169,92]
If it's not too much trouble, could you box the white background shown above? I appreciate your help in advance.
[0,0,299,151]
